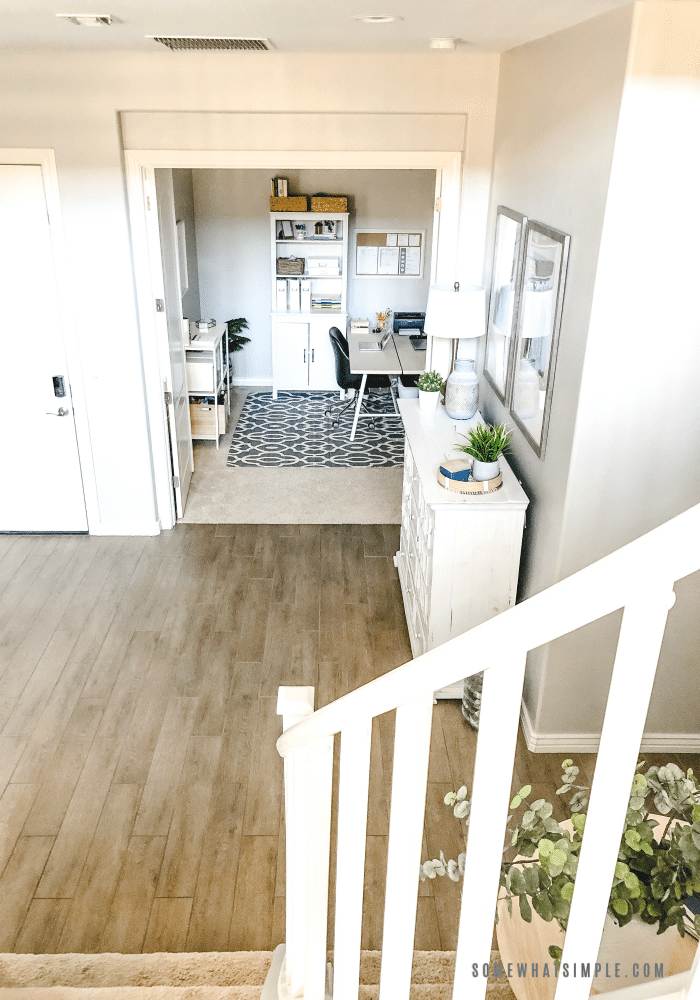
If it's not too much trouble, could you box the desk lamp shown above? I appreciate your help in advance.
[424,282,486,419]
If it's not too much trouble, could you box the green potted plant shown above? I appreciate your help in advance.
[225,317,250,386]
[421,760,700,994]
[417,370,444,412]
[457,422,511,482]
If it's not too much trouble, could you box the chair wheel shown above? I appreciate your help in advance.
[324,409,331,416]
[332,420,339,428]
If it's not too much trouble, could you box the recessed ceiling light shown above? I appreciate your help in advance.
[353,15,402,24]
[430,37,456,49]
[56,13,112,26]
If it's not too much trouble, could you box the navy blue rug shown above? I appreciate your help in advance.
[226,391,403,468]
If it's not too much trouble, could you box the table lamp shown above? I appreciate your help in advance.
[424,282,486,419]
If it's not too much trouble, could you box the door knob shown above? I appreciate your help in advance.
[46,407,70,416]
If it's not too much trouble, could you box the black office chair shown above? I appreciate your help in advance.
[326,327,392,427]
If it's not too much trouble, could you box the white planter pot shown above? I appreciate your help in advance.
[418,389,440,411]
[471,458,500,482]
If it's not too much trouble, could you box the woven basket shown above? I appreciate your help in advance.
[310,196,347,213]
[270,196,308,212]
[276,257,305,276]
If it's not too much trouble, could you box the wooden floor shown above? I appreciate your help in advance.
[0,525,697,955]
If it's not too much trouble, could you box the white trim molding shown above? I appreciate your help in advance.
[521,700,700,753]
[232,376,273,386]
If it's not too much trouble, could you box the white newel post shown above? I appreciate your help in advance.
[277,686,316,999]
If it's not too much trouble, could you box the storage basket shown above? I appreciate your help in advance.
[270,196,308,212]
[310,196,348,213]
[276,257,305,276]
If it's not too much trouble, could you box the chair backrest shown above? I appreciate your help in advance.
[328,327,355,391]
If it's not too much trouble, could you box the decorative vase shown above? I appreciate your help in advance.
[462,672,483,730]
[418,389,440,412]
[513,358,539,419]
[445,358,479,420]
[471,458,500,481]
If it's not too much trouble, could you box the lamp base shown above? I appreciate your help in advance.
[445,358,478,420]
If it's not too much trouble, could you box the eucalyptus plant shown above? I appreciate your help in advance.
[417,370,444,393]
[457,422,512,462]
[420,759,700,958]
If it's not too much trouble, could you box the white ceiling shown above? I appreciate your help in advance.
[0,0,632,53]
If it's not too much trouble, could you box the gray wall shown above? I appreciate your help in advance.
[172,169,201,323]
[192,168,435,383]
[479,5,635,735]
[481,1,700,742]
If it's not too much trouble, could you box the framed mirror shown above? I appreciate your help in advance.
[483,206,527,403]
[509,220,570,458]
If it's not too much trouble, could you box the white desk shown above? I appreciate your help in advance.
[347,332,427,441]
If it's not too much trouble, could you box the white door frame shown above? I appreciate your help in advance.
[0,148,99,532]
[124,148,462,531]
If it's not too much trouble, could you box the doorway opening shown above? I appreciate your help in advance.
[125,148,463,529]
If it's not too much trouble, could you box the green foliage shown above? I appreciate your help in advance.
[417,370,444,393]
[457,423,512,462]
[420,759,700,941]
[226,317,251,354]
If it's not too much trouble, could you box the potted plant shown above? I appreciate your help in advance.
[457,422,511,481]
[225,317,250,387]
[420,760,700,996]
[417,370,444,411]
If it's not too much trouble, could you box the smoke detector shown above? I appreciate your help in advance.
[148,36,273,51]
[430,37,456,49]
[56,13,112,26]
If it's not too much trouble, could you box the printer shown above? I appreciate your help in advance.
[393,312,426,335]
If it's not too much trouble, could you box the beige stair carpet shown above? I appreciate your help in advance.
[0,950,517,999]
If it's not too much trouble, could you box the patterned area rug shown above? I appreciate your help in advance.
[226,391,404,468]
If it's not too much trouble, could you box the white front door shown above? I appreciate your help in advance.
[154,169,193,518]
[0,164,87,532]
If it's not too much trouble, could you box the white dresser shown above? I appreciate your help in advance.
[395,400,529,697]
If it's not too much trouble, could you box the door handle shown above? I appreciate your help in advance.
[311,349,315,362]
[46,407,70,416]
[303,349,307,362]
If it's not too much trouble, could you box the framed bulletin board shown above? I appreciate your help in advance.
[354,229,425,279]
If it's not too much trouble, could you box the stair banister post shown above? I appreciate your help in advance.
[452,648,527,1000]
[277,686,316,999]
[379,694,434,998]
[554,582,676,1000]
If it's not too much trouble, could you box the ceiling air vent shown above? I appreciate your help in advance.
[149,36,272,52]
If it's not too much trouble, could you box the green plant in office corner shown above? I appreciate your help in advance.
[225,317,251,354]
[417,370,444,393]
[457,422,512,462]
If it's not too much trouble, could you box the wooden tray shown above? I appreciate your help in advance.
[437,467,503,494]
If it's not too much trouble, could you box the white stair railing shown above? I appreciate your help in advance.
[274,503,700,1000]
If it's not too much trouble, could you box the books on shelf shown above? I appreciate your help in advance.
[311,297,342,311]
[271,177,288,197]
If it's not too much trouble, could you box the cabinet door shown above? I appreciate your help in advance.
[308,321,341,390]
[275,322,309,389]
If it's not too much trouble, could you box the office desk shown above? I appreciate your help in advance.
[347,332,427,441]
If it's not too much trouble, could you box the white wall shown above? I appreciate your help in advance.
[0,49,499,530]
[536,0,700,739]
[480,4,635,732]
[192,168,435,383]
[481,1,700,744]
[172,169,201,323]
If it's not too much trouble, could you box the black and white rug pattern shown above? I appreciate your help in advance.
[227,391,404,468]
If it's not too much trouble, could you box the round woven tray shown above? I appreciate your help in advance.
[437,461,503,494]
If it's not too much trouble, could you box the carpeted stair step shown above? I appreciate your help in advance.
[0,949,515,999]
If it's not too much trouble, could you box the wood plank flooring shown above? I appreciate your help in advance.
[0,525,697,955]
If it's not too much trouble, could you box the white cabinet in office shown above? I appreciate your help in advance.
[274,322,309,390]
[273,318,343,392]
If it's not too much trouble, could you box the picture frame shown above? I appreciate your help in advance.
[509,219,570,458]
[483,206,527,403]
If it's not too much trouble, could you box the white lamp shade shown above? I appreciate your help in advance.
[424,283,486,339]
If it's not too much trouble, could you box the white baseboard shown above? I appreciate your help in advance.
[90,519,161,536]
[520,700,700,753]
[231,377,273,386]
